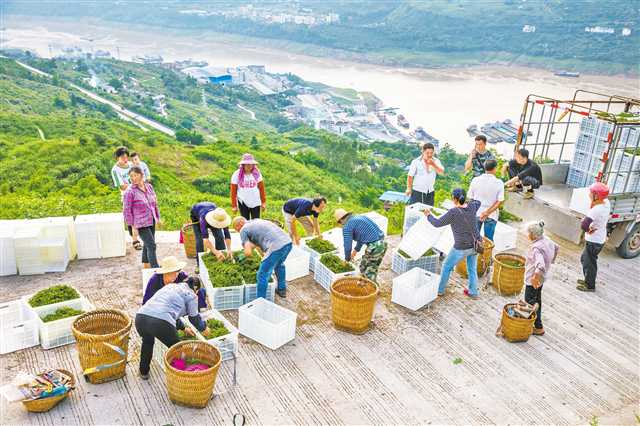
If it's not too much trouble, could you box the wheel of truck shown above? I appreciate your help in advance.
[616,223,640,259]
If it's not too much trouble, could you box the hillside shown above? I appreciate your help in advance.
[4,0,638,74]
[0,56,470,232]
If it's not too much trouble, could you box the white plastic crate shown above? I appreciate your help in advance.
[398,215,448,259]
[363,211,389,236]
[300,238,337,272]
[97,213,126,258]
[313,258,358,292]
[75,215,102,259]
[569,187,592,215]
[491,221,518,253]
[610,172,640,194]
[41,216,77,260]
[199,253,244,310]
[0,227,17,276]
[0,300,40,354]
[391,267,440,311]
[403,202,430,235]
[566,167,595,188]
[22,285,84,317]
[284,245,311,281]
[141,268,160,296]
[238,298,297,350]
[244,279,276,303]
[194,309,239,361]
[35,297,94,349]
[611,150,640,173]
[14,226,47,275]
[391,249,439,274]
[321,228,344,251]
[41,237,70,273]
[571,150,601,175]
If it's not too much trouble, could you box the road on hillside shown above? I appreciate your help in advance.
[13,59,176,137]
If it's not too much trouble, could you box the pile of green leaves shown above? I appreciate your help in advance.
[320,254,355,274]
[306,238,336,254]
[202,318,229,339]
[398,248,436,259]
[41,306,84,323]
[501,259,525,268]
[234,251,262,284]
[29,285,79,307]
[202,253,244,288]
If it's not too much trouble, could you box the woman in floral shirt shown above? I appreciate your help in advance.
[123,166,161,268]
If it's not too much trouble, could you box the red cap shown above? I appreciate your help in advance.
[589,182,610,200]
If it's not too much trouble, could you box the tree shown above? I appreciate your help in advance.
[176,129,204,145]
[108,78,123,90]
[53,96,66,109]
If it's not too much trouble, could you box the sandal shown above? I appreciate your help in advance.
[133,240,143,250]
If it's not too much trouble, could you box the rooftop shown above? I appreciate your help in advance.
[1,230,638,425]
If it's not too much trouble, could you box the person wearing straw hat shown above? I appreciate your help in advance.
[231,153,266,220]
[232,217,292,299]
[135,279,209,380]
[334,208,386,283]
[142,256,207,309]
[190,202,232,262]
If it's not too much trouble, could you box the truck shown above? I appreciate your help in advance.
[503,90,640,258]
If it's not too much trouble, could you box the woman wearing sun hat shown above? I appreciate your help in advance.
[230,153,266,220]
[189,202,232,262]
[142,256,207,310]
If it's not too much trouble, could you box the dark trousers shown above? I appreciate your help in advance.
[581,241,604,289]
[138,223,158,267]
[409,189,435,206]
[238,201,261,220]
[190,215,226,266]
[524,285,543,329]
[135,314,179,375]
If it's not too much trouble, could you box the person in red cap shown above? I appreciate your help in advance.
[577,182,610,292]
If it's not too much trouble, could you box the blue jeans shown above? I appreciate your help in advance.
[438,248,478,296]
[477,218,497,242]
[257,243,292,298]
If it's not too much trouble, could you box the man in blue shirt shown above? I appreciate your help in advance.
[282,197,327,245]
[190,202,232,263]
[335,208,387,283]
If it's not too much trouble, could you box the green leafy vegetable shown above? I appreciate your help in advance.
[398,248,436,258]
[177,329,197,341]
[453,357,463,365]
[501,259,524,268]
[202,318,229,339]
[201,250,263,287]
[320,254,355,273]
[29,285,80,307]
[306,238,336,254]
[41,306,84,322]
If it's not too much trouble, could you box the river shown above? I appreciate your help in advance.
[3,16,637,155]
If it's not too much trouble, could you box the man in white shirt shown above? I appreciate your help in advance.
[405,142,445,206]
[467,159,504,241]
[577,182,610,292]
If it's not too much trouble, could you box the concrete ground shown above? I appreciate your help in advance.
[1,229,638,425]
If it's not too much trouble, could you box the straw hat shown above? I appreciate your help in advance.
[205,207,231,228]
[334,208,351,223]
[238,153,258,165]
[156,256,187,274]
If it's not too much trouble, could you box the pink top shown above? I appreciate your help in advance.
[123,182,160,229]
[524,236,559,286]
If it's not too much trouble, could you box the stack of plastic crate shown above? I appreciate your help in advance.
[97,213,126,258]
[40,236,70,273]
[0,227,17,276]
[14,226,48,276]
[0,299,40,354]
[75,214,102,259]
[42,216,77,260]
[568,117,611,188]
[609,172,640,194]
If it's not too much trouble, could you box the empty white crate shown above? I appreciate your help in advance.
[363,211,389,236]
[75,213,126,259]
[398,216,445,259]
[313,257,358,292]
[391,248,439,274]
[392,267,440,311]
[284,245,311,281]
[238,298,296,350]
[199,253,244,310]
[14,226,48,275]
[195,309,239,361]
[35,297,94,349]
[141,268,160,296]
[0,299,40,354]
[75,215,102,259]
[491,221,518,253]
[40,216,77,260]
[403,203,430,235]
[569,187,592,215]
[40,237,70,273]
[300,238,337,272]
[0,227,17,276]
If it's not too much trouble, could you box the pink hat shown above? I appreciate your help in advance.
[238,153,258,165]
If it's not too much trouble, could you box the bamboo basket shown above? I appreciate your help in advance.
[182,223,197,259]
[21,369,75,413]
[491,253,526,296]
[456,236,495,278]
[72,309,131,384]
[164,341,222,408]
[500,304,536,342]
[330,277,378,334]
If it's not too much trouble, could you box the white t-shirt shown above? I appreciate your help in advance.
[585,200,610,244]
[408,156,443,194]
[468,173,505,221]
[231,169,263,208]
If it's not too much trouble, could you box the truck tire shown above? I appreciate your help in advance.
[616,223,640,259]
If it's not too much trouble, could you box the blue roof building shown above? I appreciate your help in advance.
[379,191,409,204]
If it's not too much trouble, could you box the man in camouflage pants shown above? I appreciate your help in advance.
[334,208,387,283]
